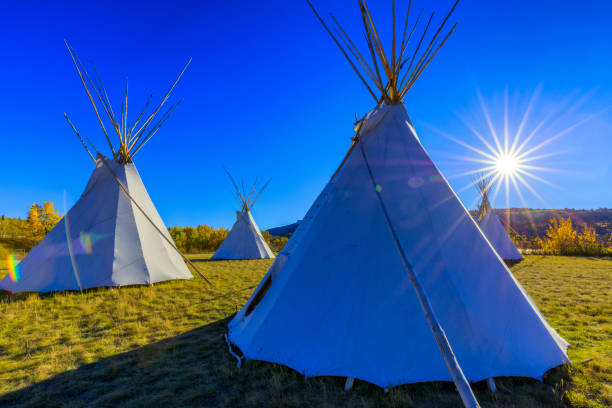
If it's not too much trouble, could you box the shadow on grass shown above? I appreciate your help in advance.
[0,314,572,408]
[0,318,233,408]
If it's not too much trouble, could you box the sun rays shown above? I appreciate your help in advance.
[428,86,608,217]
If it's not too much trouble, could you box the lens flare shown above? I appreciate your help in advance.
[79,232,93,254]
[64,191,82,293]
[6,253,21,282]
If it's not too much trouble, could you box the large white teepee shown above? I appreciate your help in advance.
[0,42,203,293]
[475,176,523,262]
[212,174,274,260]
[0,157,192,293]
[228,1,568,405]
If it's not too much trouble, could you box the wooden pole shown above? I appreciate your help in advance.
[306,0,380,102]
[249,179,271,211]
[128,58,191,149]
[358,141,480,408]
[64,113,95,162]
[65,40,117,159]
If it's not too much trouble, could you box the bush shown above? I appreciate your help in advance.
[540,217,608,256]
[261,231,289,253]
[169,225,229,253]
[168,225,288,254]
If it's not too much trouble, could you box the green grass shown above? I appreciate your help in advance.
[0,255,610,407]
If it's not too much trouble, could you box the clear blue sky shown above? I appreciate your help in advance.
[1,0,610,230]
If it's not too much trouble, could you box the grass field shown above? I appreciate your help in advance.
[0,255,610,407]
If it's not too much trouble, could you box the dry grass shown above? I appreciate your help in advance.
[0,255,609,407]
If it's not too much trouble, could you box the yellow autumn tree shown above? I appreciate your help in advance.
[27,204,44,240]
[25,202,61,245]
[533,236,544,250]
[541,217,606,256]
[41,201,61,234]
[542,217,578,255]
[261,230,289,253]
[578,224,604,256]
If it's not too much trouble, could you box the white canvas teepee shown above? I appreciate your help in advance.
[0,157,192,293]
[212,173,274,260]
[0,42,208,293]
[228,2,568,405]
[475,176,523,262]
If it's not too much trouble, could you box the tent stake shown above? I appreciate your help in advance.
[344,377,354,391]
[486,378,497,392]
[225,334,242,368]
[359,142,480,408]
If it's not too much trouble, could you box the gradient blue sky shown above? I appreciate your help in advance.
[1,0,611,230]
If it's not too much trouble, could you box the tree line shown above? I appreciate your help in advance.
[2,202,609,258]
[0,202,62,252]
[512,217,612,256]
[490,208,612,243]
[1,203,290,256]
[168,225,288,253]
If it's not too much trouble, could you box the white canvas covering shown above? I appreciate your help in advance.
[212,210,275,260]
[0,157,192,293]
[228,105,569,388]
[478,207,523,261]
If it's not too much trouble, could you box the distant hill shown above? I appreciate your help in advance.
[485,208,612,241]
[266,222,300,238]
[267,209,612,241]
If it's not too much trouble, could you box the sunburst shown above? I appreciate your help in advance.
[424,86,609,233]
[432,87,608,209]
[495,154,519,176]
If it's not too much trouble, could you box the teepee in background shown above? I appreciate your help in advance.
[227,2,568,406]
[212,171,274,260]
[0,42,212,293]
[475,174,523,262]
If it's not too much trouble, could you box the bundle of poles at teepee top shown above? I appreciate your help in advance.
[62,40,191,164]
[224,168,271,213]
[307,0,459,106]
[475,172,494,221]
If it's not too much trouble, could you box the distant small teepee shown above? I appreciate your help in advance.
[0,42,211,293]
[212,171,274,260]
[475,174,523,262]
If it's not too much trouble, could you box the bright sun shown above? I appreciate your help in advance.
[495,154,519,175]
[434,87,604,210]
